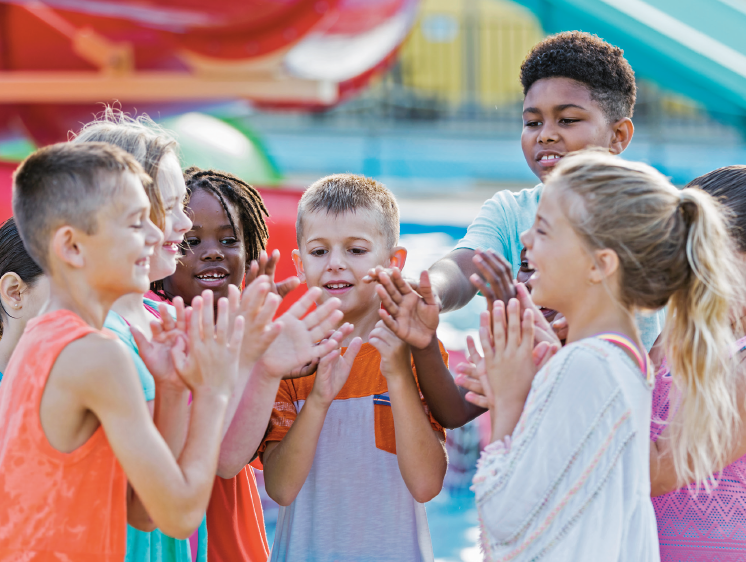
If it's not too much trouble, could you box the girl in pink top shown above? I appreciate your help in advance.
[651,165,746,561]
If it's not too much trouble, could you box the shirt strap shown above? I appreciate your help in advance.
[596,332,653,384]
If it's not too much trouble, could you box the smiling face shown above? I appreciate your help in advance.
[83,171,163,297]
[149,152,192,282]
[522,77,626,182]
[520,184,596,315]
[163,188,245,305]
[293,208,405,322]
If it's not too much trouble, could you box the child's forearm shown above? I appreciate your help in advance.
[428,249,479,312]
[261,396,329,506]
[387,370,447,503]
[218,361,282,478]
[152,384,191,458]
[412,336,485,429]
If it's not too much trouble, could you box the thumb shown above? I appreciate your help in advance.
[130,325,152,355]
[170,336,188,374]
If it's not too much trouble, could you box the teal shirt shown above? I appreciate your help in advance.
[104,303,208,562]
[456,184,665,350]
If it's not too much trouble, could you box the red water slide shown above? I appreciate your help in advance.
[0,0,418,144]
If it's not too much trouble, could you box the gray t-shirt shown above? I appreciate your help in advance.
[456,184,665,350]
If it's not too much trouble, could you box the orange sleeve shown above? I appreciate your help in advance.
[412,340,448,441]
[258,380,297,454]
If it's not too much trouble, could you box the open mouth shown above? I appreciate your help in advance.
[162,242,180,254]
[135,257,150,269]
[324,282,353,294]
[196,272,228,281]
[537,153,563,167]
[195,269,229,286]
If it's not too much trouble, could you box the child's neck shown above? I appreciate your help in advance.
[111,292,153,339]
[342,302,384,346]
[43,275,120,330]
[563,293,640,350]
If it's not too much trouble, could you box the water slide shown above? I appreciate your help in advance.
[512,0,746,119]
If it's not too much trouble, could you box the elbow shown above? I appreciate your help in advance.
[158,508,205,540]
[128,517,156,533]
[411,481,443,504]
[216,457,245,479]
[265,481,297,507]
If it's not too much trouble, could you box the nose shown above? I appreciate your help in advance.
[173,207,192,237]
[326,247,347,271]
[520,229,532,250]
[537,121,559,145]
[144,218,163,248]
[200,242,224,262]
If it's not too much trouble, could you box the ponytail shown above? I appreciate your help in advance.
[663,188,741,486]
[547,149,743,485]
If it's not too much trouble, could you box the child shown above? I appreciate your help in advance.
[0,142,249,559]
[649,165,746,560]
[259,174,448,561]
[73,111,209,562]
[162,167,349,562]
[471,150,739,559]
[367,31,664,429]
[0,218,48,377]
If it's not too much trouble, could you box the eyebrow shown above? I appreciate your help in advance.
[306,235,372,245]
[537,214,551,228]
[523,103,587,114]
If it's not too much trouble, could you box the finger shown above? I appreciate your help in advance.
[241,280,270,319]
[189,297,203,344]
[375,284,400,316]
[130,325,152,355]
[257,250,268,275]
[265,249,280,280]
[286,286,323,319]
[256,293,282,327]
[303,296,342,332]
[173,297,187,333]
[521,308,535,350]
[170,336,187,375]
[506,299,522,347]
[466,335,482,365]
[418,270,436,306]
[246,259,259,282]
[215,297,229,345]
[492,301,507,350]
[318,349,340,372]
[515,283,550,330]
[389,268,414,296]
[158,305,176,332]
[533,341,550,367]
[201,290,215,339]
[378,308,400,333]
[470,274,496,307]
[476,368,495,405]
[229,315,246,352]
[454,373,484,395]
[228,284,241,317]
[481,250,516,302]
[343,337,364,365]
[277,277,301,298]
[149,319,165,341]
[377,271,404,305]
[479,311,494,358]
[464,391,490,409]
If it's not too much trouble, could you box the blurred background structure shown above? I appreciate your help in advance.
[0,1,744,560]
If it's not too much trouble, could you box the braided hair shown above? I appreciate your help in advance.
[184,166,269,261]
[152,167,269,299]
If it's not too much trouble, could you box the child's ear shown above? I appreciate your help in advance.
[589,248,619,284]
[291,249,306,283]
[609,118,634,155]
[389,246,407,270]
[51,226,85,269]
[0,272,24,312]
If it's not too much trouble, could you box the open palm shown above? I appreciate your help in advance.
[375,268,439,349]
[311,337,363,405]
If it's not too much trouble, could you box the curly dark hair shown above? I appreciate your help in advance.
[520,31,636,122]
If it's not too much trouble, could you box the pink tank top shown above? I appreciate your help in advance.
[650,336,746,562]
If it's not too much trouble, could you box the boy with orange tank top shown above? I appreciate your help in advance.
[0,142,278,561]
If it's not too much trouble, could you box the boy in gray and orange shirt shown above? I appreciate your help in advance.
[259,174,449,562]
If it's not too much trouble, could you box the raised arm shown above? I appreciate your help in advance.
[261,338,363,506]
[70,293,244,540]
[425,248,480,313]
[217,287,348,478]
[369,322,447,502]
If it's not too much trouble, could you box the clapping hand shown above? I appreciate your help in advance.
[309,337,364,407]
[245,250,300,299]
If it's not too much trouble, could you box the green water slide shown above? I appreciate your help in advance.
[511,0,746,117]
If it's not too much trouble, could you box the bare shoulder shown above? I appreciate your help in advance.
[53,332,142,403]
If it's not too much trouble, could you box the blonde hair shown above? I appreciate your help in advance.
[296,174,399,248]
[547,149,742,486]
[71,106,178,231]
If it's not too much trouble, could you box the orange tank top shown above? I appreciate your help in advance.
[0,310,128,561]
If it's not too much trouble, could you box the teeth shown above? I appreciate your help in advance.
[326,283,351,289]
[197,273,226,279]
[541,154,561,161]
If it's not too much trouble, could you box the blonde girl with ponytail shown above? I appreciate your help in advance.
[469,149,741,562]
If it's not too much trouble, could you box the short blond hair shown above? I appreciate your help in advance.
[296,174,399,248]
